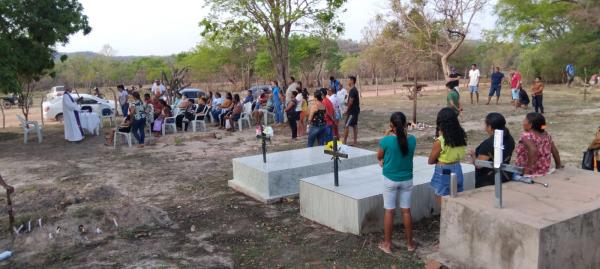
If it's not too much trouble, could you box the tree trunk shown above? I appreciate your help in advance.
[0,99,4,129]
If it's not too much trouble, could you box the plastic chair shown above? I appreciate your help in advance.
[162,116,177,135]
[113,129,132,148]
[16,115,43,144]
[260,109,276,125]
[237,103,253,131]
[191,106,209,132]
[100,108,114,128]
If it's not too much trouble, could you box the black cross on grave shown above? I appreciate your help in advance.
[324,137,348,187]
[256,125,271,163]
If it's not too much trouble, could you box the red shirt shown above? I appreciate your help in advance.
[322,98,335,126]
[511,72,522,89]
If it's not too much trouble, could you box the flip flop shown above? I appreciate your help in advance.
[407,243,417,253]
[378,243,392,255]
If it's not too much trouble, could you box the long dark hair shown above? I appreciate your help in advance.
[485,112,512,138]
[233,93,240,103]
[526,112,546,133]
[436,107,467,147]
[390,112,409,156]
[314,89,324,102]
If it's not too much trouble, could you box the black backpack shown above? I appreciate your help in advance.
[519,88,530,105]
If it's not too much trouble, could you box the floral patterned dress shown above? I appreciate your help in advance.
[515,131,553,177]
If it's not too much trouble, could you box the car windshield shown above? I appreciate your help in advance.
[183,92,198,99]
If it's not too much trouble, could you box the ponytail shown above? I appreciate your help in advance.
[390,112,409,156]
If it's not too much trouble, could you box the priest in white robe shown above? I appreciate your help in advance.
[63,87,84,142]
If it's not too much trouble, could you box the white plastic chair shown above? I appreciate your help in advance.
[100,108,114,128]
[260,109,276,125]
[237,102,253,131]
[162,116,177,135]
[113,129,132,148]
[16,115,43,144]
[191,106,209,132]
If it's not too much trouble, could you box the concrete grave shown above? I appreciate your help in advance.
[299,156,475,235]
[436,168,600,269]
[228,146,377,203]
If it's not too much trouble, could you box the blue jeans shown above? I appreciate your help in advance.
[274,103,283,124]
[430,163,464,196]
[121,103,129,117]
[131,118,146,145]
[211,109,221,123]
[307,125,327,147]
[324,125,333,143]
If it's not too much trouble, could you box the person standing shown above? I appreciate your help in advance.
[337,85,348,113]
[285,91,299,139]
[129,92,147,148]
[343,76,360,146]
[531,76,545,114]
[271,80,284,125]
[320,88,336,143]
[446,67,461,92]
[62,87,84,142]
[327,86,341,138]
[117,85,129,118]
[510,69,522,111]
[377,112,417,254]
[428,108,467,206]
[566,64,575,88]
[468,64,480,104]
[446,83,461,114]
[286,77,298,106]
[307,91,328,147]
[151,80,161,98]
[329,76,341,93]
[486,67,505,105]
[295,84,304,136]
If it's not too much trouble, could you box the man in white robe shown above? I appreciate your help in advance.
[63,88,84,142]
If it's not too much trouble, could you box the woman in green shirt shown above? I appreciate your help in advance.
[428,107,467,206]
[377,112,417,254]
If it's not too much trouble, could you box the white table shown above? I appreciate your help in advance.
[79,112,100,135]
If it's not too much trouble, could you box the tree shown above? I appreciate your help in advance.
[391,0,488,78]
[99,44,118,57]
[0,0,91,120]
[201,0,347,88]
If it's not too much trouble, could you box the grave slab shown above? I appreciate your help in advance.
[299,156,475,235]
[438,168,600,269]
[228,146,377,203]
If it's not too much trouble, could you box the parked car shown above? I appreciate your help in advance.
[178,88,206,101]
[248,85,272,100]
[43,93,115,122]
[46,86,65,100]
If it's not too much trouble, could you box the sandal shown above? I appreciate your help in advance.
[378,242,392,255]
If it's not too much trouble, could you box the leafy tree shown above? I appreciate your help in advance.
[200,0,347,88]
[0,0,91,120]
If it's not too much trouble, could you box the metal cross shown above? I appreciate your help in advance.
[256,125,270,163]
[324,137,348,187]
[474,130,524,208]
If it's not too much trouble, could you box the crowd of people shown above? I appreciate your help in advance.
[377,107,564,254]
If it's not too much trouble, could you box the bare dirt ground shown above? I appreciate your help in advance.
[0,84,598,268]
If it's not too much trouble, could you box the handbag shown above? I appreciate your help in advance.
[582,149,595,170]
[225,119,231,129]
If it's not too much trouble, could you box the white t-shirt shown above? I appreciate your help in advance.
[328,94,340,116]
[295,94,303,112]
[468,69,480,86]
[337,88,348,105]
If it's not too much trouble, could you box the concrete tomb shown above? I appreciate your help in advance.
[228,146,377,203]
[299,156,476,235]
[437,168,600,269]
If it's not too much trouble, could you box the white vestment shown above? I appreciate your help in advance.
[63,92,84,142]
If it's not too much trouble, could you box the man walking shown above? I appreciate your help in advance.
[510,69,522,111]
[343,76,360,146]
[468,64,480,104]
[486,67,505,105]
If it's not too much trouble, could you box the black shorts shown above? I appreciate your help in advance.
[346,112,359,127]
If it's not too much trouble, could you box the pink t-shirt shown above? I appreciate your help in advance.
[511,72,522,89]
[515,131,553,177]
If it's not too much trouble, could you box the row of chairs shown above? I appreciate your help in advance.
[113,102,254,147]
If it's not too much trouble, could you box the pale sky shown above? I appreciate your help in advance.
[59,0,497,56]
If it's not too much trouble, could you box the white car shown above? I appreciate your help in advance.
[46,86,65,100]
[43,93,115,122]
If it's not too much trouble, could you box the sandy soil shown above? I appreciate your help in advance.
[0,84,597,268]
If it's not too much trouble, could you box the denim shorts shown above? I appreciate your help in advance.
[488,85,501,97]
[511,89,520,100]
[469,86,478,93]
[430,163,464,196]
[383,177,413,209]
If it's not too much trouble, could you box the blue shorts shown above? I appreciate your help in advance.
[489,85,501,97]
[430,163,464,196]
[469,86,478,93]
[511,89,520,100]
